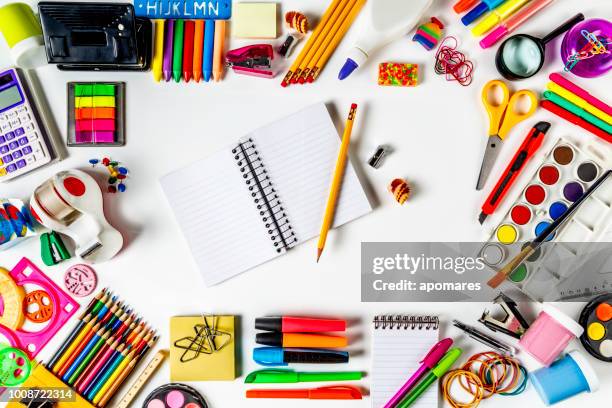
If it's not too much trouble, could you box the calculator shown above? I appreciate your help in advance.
[0,68,55,182]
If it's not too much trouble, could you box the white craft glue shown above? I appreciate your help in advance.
[338,0,434,80]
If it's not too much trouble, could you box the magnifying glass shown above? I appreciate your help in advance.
[496,13,585,80]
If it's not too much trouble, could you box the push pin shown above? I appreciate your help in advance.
[389,178,411,205]
[368,145,389,169]
[89,157,129,193]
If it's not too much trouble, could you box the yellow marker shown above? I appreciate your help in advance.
[152,20,165,82]
[213,20,226,82]
[547,82,612,125]
[317,103,358,262]
[471,0,530,37]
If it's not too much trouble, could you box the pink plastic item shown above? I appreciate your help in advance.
[519,304,583,366]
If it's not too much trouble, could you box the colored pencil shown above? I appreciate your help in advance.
[88,347,134,402]
[281,0,344,87]
[317,104,358,262]
[82,343,127,397]
[193,20,205,82]
[182,20,195,82]
[152,20,165,82]
[172,19,185,83]
[63,327,110,383]
[213,20,226,81]
[75,336,121,392]
[299,0,357,84]
[202,19,215,82]
[163,20,175,82]
[309,0,366,83]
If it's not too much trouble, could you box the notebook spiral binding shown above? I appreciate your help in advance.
[373,315,439,330]
[233,138,297,253]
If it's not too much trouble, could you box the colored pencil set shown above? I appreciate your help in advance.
[46,289,158,407]
[281,0,365,87]
[541,73,612,143]
[151,19,227,83]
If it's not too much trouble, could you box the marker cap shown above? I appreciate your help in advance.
[431,348,462,377]
[253,347,287,366]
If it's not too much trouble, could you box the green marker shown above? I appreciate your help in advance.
[396,348,462,408]
[172,19,185,83]
[543,91,612,134]
[245,369,363,384]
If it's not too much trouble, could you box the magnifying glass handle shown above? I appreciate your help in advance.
[541,13,584,44]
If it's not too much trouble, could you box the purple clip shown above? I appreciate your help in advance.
[226,44,275,78]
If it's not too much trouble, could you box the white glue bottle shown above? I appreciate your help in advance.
[338,0,433,80]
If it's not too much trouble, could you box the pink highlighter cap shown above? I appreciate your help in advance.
[480,26,508,49]
[422,338,453,368]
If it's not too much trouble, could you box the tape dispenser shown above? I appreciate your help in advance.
[29,169,122,263]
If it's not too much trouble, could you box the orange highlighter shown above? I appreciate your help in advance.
[246,386,362,400]
[256,332,348,348]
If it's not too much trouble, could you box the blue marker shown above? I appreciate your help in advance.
[202,21,215,82]
[461,0,506,26]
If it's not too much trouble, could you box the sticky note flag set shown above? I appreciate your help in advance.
[67,82,125,146]
[378,63,419,86]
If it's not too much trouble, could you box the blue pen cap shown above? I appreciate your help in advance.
[253,347,287,366]
[461,3,488,26]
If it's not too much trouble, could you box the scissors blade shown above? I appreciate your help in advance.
[476,135,503,190]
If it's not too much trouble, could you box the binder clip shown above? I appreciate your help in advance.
[226,44,275,78]
[479,292,531,339]
[40,231,71,266]
[30,169,123,264]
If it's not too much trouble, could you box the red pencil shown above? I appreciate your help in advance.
[183,20,195,82]
[541,100,612,143]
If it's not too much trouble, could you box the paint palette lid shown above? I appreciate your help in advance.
[568,350,600,392]
[543,304,584,337]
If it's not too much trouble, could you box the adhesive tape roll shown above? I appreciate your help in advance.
[0,2,45,68]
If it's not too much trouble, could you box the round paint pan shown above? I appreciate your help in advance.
[143,383,208,408]
[563,181,584,202]
[579,293,612,362]
[535,220,555,241]
[576,161,599,183]
[552,145,575,165]
[521,242,542,262]
[511,204,532,225]
[539,165,560,185]
[509,263,528,282]
[549,201,569,220]
[496,224,518,245]
[525,184,546,206]
[481,243,506,266]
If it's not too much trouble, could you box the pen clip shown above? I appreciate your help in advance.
[244,369,292,383]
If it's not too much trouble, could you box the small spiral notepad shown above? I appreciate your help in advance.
[372,315,440,408]
[160,103,371,286]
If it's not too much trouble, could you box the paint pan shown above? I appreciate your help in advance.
[579,293,612,362]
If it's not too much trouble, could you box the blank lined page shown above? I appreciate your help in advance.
[251,103,372,243]
[160,148,278,286]
[372,320,439,408]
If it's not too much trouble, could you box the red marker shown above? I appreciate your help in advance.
[541,100,612,144]
[182,20,195,82]
[255,316,346,333]
[479,121,550,224]
[246,386,362,400]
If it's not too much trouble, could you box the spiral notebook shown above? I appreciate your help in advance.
[372,315,440,408]
[160,103,372,286]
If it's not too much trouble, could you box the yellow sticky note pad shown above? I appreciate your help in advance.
[170,315,236,381]
[232,2,277,39]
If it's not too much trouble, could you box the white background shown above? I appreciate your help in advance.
[1,0,611,407]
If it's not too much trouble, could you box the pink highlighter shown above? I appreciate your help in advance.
[383,338,453,408]
[480,0,555,49]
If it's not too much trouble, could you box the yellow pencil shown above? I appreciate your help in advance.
[92,348,136,405]
[52,317,98,373]
[299,0,357,83]
[317,103,358,262]
[291,0,349,84]
[308,0,366,83]
[281,0,344,87]
[213,20,226,82]
[152,20,165,82]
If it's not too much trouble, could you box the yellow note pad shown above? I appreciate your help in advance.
[232,2,277,39]
[170,315,236,381]
[75,96,116,108]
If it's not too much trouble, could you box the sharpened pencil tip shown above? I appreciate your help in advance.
[317,248,323,263]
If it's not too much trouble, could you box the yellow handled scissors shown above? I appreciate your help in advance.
[476,80,538,190]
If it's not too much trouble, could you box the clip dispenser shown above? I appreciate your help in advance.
[40,231,71,266]
[226,44,275,78]
[479,292,531,339]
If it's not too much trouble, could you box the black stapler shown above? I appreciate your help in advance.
[38,2,151,71]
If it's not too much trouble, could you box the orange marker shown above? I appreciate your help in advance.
[193,20,205,82]
[213,20,226,81]
[246,386,362,400]
[256,332,348,348]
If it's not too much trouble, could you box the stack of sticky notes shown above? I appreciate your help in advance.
[170,315,236,381]
[67,82,125,146]
[232,2,277,39]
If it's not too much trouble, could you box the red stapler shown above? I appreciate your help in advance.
[226,44,275,78]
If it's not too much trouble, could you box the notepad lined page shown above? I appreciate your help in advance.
[372,324,439,408]
[160,148,278,286]
[251,103,371,243]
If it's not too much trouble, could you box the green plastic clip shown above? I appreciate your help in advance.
[40,231,71,266]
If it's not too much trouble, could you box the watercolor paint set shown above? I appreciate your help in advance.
[480,138,612,300]
[579,294,612,362]
[143,383,208,408]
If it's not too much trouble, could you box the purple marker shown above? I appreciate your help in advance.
[163,20,175,82]
[383,338,453,408]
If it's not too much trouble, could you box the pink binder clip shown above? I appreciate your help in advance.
[226,44,275,78]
